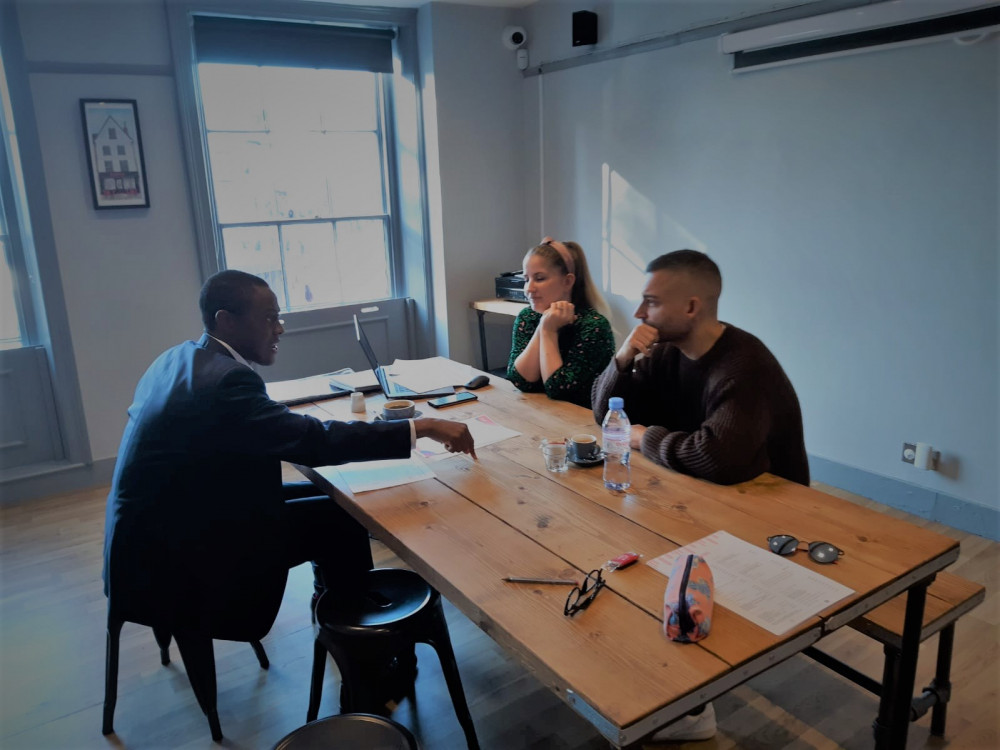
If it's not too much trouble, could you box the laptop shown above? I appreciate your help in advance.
[354,314,455,400]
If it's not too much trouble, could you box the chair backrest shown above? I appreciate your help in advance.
[272,713,419,750]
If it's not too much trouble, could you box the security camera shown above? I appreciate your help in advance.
[502,26,527,50]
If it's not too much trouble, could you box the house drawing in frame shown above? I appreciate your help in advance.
[81,99,149,209]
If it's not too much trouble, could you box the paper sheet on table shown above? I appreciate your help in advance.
[647,530,854,636]
[415,414,521,460]
[314,459,436,494]
[387,357,475,394]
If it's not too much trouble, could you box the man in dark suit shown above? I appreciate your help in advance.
[103,270,475,645]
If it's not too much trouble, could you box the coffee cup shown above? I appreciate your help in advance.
[570,434,599,460]
[382,399,416,420]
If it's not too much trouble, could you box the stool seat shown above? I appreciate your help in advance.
[272,712,418,749]
[308,568,480,750]
[326,568,432,632]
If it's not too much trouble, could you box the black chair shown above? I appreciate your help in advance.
[102,605,269,742]
[273,713,419,749]
[307,568,480,750]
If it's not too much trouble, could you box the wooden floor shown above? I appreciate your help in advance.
[0,480,995,749]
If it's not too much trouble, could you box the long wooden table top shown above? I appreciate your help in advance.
[291,372,959,746]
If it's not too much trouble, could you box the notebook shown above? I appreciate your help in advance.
[353,314,455,400]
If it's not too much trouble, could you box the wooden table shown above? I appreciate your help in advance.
[469,298,527,372]
[292,373,958,749]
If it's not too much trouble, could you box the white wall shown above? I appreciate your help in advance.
[522,1,999,519]
[417,2,530,369]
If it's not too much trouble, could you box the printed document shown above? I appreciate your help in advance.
[387,356,475,394]
[415,414,521,460]
[647,530,854,635]
[315,459,436,494]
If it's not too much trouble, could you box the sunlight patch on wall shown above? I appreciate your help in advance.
[601,162,707,317]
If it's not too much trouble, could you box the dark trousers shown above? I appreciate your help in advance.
[281,482,373,598]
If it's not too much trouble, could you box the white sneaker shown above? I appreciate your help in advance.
[648,702,716,743]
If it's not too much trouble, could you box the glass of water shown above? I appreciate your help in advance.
[541,439,568,473]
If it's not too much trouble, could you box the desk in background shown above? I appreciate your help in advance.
[469,298,527,373]
[293,372,958,749]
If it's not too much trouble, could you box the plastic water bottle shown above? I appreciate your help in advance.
[602,397,631,491]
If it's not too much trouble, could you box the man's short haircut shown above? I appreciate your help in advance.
[200,269,269,330]
[646,250,722,294]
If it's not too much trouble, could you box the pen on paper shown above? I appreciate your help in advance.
[502,576,577,585]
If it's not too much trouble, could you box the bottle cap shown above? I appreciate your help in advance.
[609,397,624,411]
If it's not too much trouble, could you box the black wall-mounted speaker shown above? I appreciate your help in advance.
[572,11,598,47]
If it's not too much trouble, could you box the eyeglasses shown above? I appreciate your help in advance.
[564,569,606,617]
[767,534,844,564]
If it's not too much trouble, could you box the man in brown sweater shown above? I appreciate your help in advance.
[592,249,809,487]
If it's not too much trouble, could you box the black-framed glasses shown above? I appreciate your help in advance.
[564,569,606,617]
[767,534,844,564]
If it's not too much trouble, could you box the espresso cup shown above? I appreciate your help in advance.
[382,399,416,420]
[570,434,599,460]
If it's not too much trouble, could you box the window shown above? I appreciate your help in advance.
[116,145,125,155]
[193,18,397,314]
[102,145,111,155]
[119,160,128,172]
[0,51,26,350]
[103,160,112,172]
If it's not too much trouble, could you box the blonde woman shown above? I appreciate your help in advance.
[507,237,615,408]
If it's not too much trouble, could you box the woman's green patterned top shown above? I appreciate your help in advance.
[506,306,615,408]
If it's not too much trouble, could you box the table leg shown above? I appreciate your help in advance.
[873,577,930,750]
[476,310,489,372]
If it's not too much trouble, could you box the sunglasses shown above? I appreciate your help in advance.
[767,534,844,564]
[564,569,606,617]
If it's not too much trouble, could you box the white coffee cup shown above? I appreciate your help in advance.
[382,399,416,420]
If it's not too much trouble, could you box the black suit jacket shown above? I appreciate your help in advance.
[103,334,411,639]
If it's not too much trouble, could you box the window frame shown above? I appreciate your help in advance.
[167,2,423,328]
[198,64,402,312]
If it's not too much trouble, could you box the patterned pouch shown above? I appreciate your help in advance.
[663,554,714,643]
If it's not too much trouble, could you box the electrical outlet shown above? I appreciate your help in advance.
[901,443,916,464]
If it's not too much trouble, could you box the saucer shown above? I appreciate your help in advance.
[374,410,423,421]
[569,451,604,467]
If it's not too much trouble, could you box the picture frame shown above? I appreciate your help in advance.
[80,99,149,209]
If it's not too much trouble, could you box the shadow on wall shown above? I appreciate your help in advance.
[599,162,708,338]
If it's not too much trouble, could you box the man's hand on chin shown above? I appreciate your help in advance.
[630,424,647,451]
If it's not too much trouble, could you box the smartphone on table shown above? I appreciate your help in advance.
[427,392,478,409]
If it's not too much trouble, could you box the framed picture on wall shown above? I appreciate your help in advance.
[80,99,150,209]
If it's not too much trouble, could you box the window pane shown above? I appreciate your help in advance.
[324,132,385,217]
[258,67,324,134]
[221,225,286,308]
[198,63,266,132]
[281,222,338,308]
[270,132,333,220]
[207,133,277,223]
[333,219,390,303]
[0,235,22,349]
[316,70,377,132]
[199,58,394,314]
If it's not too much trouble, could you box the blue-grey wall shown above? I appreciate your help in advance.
[521,1,999,537]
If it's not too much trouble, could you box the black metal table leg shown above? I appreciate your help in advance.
[476,310,489,372]
[875,578,930,750]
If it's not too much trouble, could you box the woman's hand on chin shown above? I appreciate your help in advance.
[540,300,575,331]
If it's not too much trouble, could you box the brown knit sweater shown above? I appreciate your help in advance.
[591,324,809,486]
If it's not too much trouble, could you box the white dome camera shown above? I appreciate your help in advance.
[502,26,527,50]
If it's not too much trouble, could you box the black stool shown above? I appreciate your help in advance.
[103,611,269,742]
[307,568,479,750]
[273,713,419,749]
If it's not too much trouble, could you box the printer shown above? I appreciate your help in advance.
[495,270,527,302]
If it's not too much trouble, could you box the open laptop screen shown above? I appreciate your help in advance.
[353,314,454,399]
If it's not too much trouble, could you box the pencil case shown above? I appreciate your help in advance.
[663,553,714,643]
